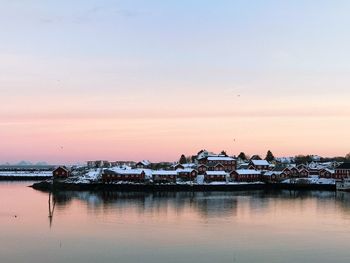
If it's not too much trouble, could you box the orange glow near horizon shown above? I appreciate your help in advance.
[1,1,350,164]
[1,112,349,164]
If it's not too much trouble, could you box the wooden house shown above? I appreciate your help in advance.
[152,170,177,183]
[231,169,261,182]
[53,166,70,179]
[176,168,198,181]
[197,155,237,172]
[262,171,285,182]
[102,169,146,183]
[135,160,151,169]
[204,171,228,182]
[249,160,270,171]
[197,164,208,174]
[319,169,334,178]
[334,163,350,179]
[299,168,310,177]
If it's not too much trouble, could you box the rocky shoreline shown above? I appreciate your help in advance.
[30,180,336,192]
[0,176,51,181]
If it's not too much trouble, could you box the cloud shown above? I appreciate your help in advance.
[38,4,142,25]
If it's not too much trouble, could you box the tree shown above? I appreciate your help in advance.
[238,152,247,160]
[179,154,187,164]
[294,155,313,165]
[191,155,197,163]
[185,156,192,163]
[346,153,350,160]
[220,150,227,156]
[250,155,261,160]
[265,150,275,162]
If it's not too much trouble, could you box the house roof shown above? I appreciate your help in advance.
[238,163,249,169]
[176,168,196,173]
[152,170,177,176]
[106,168,152,177]
[322,168,335,174]
[336,163,350,169]
[251,160,270,166]
[54,166,70,172]
[205,171,228,176]
[207,163,225,167]
[137,160,151,166]
[273,166,287,172]
[207,156,235,161]
[264,171,283,176]
[234,169,261,175]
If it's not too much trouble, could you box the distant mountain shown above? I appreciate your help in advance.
[16,161,33,166]
[35,161,48,166]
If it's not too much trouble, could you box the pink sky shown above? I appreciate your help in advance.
[1,1,350,164]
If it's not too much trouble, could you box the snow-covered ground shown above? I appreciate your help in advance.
[281,177,335,185]
[0,171,52,177]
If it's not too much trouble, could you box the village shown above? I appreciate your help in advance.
[50,150,350,186]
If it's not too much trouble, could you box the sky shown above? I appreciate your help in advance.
[1,0,350,164]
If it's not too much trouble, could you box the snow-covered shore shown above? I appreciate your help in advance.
[0,171,52,179]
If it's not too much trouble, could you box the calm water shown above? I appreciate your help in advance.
[1,182,350,263]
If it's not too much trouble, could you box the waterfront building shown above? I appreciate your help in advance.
[249,160,270,171]
[204,171,228,182]
[152,170,177,183]
[53,166,70,179]
[231,169,262,182]
[334,163,350,180]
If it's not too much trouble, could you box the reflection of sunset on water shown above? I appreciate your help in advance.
[1,182,350,262]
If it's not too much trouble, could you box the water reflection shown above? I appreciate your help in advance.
[46,190,350,226]
[3,182,350,263]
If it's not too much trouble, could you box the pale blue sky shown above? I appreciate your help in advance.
[2,0,350,96]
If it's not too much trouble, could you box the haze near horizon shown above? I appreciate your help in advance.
[1,0,349,163]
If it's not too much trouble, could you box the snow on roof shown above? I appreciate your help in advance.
[251,160,270,166]
[205,171,228,176]
[235,169,261,175]
[138,160,151,166]
[152,170,177,176]
[107,168,153,177]
[85,169,101,180]
[264,171,282,176]
[0,171,52,177]
[182,163,196,168]
[172,163,196,168]
[207,156,235,161]
[107,168,144,174]
[176,168,196,173]
[54,166,70,172]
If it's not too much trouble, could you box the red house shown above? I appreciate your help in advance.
[299,168,310,177]
[135,160,151,169]
[53,166,70,179]
[289,167,299,177]
[319,169,334,178]
[249,160,270,171]
[334,163,350,180]
[197,164,208,174]
[262,171,286,182]
[197,155,237,172]
[152,171,177,183]
[173,163,185,170]
[231,169,261,182]
[102,169,146,183]
[204,171,228,182]
[176,168,198,181]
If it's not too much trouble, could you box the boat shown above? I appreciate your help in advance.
[336,178,350,191]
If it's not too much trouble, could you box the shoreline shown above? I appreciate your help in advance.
[0,176,51,181]
[30,181,336,192]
